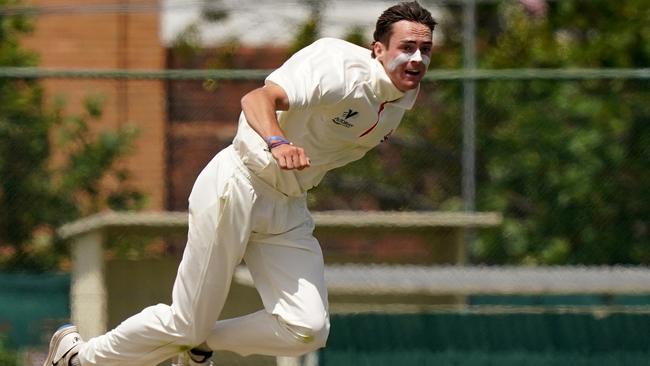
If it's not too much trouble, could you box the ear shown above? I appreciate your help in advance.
[373,41,387,60]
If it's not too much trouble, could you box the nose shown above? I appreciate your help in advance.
[408,49,423,63]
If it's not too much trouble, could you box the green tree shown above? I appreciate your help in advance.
[473,0,650,265]
[343,26,370,48]
[287,0,327,56]
[171,0,229,65]
[287,16,320,56]
[0,3,144,271]
[311,0,650,265]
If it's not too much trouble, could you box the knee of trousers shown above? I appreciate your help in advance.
[279,313,330,354]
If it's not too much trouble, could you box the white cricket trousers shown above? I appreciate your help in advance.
[78,145,330,366]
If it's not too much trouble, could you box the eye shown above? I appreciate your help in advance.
[421,46,432,55]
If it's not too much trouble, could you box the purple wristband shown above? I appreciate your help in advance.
[265,135,292,149]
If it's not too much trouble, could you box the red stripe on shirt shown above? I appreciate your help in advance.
[359,101,389,138]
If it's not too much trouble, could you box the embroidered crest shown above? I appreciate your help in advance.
[331,109,359,128]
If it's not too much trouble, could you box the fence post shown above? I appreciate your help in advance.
[71,230,107,339]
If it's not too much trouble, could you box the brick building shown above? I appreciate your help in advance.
[20,0,163,211]
[19,1,437,219]
[165,46,287,210]
[20,0,287,212]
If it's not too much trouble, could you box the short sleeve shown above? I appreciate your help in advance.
[266,38,349,110]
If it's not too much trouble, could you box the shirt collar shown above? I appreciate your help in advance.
[370,58,420,110]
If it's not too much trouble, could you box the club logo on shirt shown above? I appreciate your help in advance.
[331,109,359,128]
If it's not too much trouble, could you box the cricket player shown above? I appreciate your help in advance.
[44,2,436,365]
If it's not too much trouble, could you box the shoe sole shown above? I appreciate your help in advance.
[43,325,78,366]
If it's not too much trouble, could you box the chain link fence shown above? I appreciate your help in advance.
[1,0,650,365]
[3,67,646,264]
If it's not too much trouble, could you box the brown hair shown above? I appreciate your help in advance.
[372,1,437,57]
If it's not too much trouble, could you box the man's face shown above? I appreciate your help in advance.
[374,20,433,92]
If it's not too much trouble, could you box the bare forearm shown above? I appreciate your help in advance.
[240,84,310,170]
[240,87,286,140]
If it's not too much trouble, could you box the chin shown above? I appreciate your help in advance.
[398,81,420,91]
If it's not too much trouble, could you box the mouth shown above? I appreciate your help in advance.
[404,68,421,77]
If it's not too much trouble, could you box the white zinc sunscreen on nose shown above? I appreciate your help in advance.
[410,48,423,63]
[388,49,431,72]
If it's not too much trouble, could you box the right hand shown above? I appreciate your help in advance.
[270,144,311,170]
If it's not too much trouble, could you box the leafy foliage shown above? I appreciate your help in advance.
[171,0,230,65]
[473,1,650,264]
[343,26,369,48]
[0,6,144,271]
[312,0,650,265]
[287,16,320,57]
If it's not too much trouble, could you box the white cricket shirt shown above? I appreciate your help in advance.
[233,38,419,197]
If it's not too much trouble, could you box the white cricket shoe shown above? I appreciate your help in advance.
[43,324,84,366]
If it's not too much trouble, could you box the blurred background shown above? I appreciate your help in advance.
[0,0,649,365]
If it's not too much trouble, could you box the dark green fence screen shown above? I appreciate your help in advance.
[322,311,650,366]
[0,273,70,348]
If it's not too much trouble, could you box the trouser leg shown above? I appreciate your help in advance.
[78,151,254,366]
[206,229,330,357]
